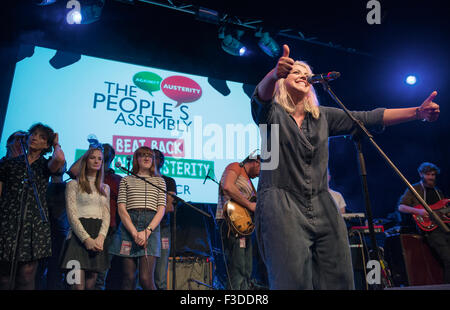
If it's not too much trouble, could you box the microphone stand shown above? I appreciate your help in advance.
[9,139,48,290]
[203,172,235,290]
[116,164,211,290]
[188,278,214,289]
[126,156,131,176]
[319,80,449,289]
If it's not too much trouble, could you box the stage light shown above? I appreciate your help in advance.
[256,31,280,58]
[80,0,104,24]
[66,0,105,25]
[221,35,247,56]
[220,28,247,57]
[406,75,417,85]
[67,10,83,24]
[34,0,57,5]
[196,7,220,24]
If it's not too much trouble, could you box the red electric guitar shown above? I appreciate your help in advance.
[412,199,450,231]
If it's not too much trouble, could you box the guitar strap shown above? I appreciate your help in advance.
[226,215,233,238]
[242,165,257,201]
[420,181,442,203]
[225,165,257,239]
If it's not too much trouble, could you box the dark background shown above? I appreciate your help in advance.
[0,0,448,219]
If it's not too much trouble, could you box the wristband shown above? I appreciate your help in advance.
[415,108,426,122]
[146,227,153,233]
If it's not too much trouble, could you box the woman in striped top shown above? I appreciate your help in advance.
[109,146,166,290]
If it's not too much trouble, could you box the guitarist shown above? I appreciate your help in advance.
[216,154,261,290]
[398,162,450,283]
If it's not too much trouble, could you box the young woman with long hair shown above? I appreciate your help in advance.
[60,146,110,290]
[109,146,166,290]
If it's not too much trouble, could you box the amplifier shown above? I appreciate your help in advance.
[384,234,444,286]
[167,256,213,290]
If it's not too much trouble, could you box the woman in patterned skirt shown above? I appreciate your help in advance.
[109,146,166,290]
[60,146,110,290]
[0,123,65,289]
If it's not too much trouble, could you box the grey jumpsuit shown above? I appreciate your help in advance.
[251,89,385,289]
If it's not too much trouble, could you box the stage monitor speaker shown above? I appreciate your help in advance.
[384,234,444,287]
[167,256,213,290]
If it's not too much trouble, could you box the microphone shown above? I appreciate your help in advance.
[126,155,131,175]
[203,168,211,184]
[116,160,133,175]
[307,71,340,84]
[115,161,128,175]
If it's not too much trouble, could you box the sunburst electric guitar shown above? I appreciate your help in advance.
[223,196,256,236]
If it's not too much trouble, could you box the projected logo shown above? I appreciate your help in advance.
[132,71,202,107]
[132,71,163,96]
[161,75,202,107]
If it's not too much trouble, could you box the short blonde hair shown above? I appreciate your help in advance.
[273,61,320,119]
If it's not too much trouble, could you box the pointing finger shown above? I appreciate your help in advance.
[425,90,438,103]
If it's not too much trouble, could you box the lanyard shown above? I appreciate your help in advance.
[420,181,441,203]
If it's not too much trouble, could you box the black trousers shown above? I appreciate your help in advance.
[425,226,450,283]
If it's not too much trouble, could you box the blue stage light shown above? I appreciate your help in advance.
[219,27,247,57]
[256,31,281,58]
[72,11,82,24]
[66,0,104,25]
[406,75,417,85]
[34,0,57,5]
